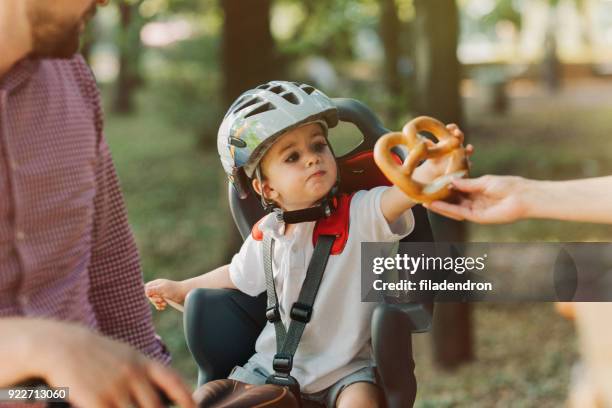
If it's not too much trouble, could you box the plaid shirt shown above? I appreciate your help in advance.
[0,56,170,365]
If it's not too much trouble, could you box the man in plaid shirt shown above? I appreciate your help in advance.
[0,1,194,407]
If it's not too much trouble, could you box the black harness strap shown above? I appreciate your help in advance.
[262,233,336,398]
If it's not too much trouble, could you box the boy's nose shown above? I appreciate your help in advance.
[306,153,320,167]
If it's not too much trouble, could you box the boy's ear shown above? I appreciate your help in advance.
[252,178,263,196]
[252,178,278,202]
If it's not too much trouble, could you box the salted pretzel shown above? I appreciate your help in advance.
[374,116,469,204]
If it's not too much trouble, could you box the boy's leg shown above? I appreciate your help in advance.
[313,367,381,408]
[335,382,382,408]
[227,360,270,385]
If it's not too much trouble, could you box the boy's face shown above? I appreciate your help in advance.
[253,123,337,211]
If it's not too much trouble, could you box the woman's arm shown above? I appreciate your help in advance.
[523,176,612,223]
[427,175,612,224]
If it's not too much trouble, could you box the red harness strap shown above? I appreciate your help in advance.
[250,193,355,255]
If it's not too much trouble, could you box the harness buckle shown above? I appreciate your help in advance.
[290,302,313,323]
[272,353,293,374]
[266,306,281,323]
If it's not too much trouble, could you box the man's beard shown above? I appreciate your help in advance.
[30,23,81,59]
[27,4,96,59]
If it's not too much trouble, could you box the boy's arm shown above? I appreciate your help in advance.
[146,264,236,309]
[379,123,469,225]
[380,186,417,225]
[147,234,264,310]
[181,264,236,294]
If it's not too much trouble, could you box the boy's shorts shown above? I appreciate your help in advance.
[228,360,377,407]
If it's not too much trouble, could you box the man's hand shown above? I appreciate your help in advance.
[37,320,195,408]
[424,175,529,224]
[412,123,473,185]
[145,279,188,311]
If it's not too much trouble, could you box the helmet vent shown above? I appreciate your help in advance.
[300,85,316,95]
[280,92,300,105]
[235,97,262,113]
[244,102,276,118]
[229,136,247,148]
[268,85,285,94]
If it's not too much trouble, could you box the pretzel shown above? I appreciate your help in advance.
[374,116,468,204]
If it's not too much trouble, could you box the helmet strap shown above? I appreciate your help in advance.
[255,165,277,212]
[273,184,339,224]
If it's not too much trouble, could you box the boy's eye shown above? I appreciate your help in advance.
[286,152,300,163]
[313,141,328,152]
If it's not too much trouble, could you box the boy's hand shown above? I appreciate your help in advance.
[145,279,187,311]
[412,124,473,185]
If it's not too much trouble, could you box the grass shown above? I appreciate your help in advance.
[103,80,612,404]
[413,303,577,407]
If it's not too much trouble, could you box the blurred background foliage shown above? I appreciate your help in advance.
[92,0,612,405]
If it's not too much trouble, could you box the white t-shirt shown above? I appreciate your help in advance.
[229,186,415,393]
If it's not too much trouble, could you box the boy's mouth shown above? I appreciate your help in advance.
[307,170,326,180]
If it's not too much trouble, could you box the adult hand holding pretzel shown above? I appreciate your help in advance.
[374,116,471,204]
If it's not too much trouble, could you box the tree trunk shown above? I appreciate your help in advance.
[113,1,144,114]
[413,0,473,369]
[542,5,562,93]
[379,0,402,122]
[220,0,279,262]
[413,0,462,123]
[221,0,279,106]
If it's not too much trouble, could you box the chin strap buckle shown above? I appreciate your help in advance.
[273,207,285,222]
[270,184,339,224]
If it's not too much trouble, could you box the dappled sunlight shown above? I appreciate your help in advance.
[141,19,194,48]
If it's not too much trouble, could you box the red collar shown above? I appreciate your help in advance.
[251,193,354,255]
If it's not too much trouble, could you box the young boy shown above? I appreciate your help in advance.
[146,81,466,407]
